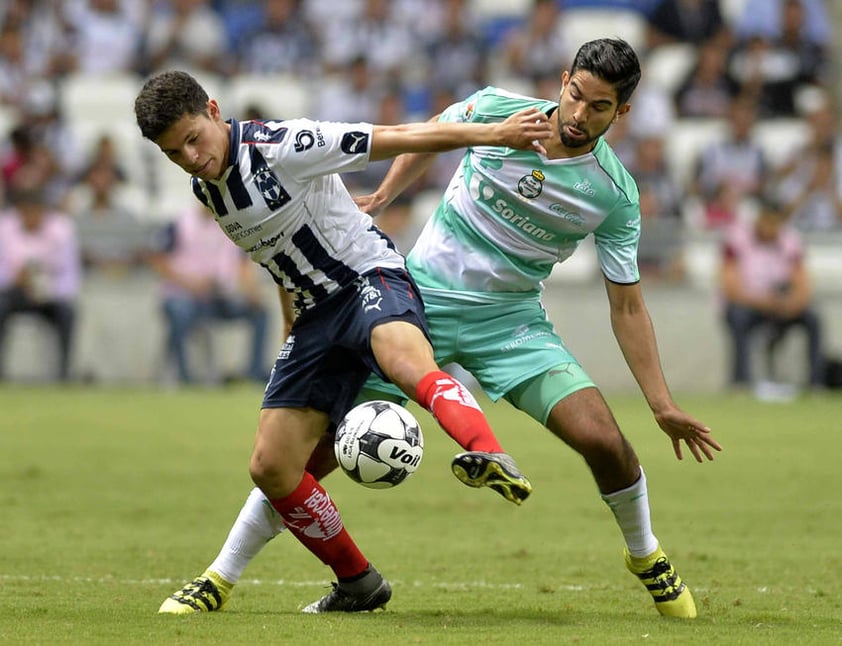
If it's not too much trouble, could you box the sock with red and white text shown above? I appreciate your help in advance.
[268,472,368,579]
[415,370,503,453]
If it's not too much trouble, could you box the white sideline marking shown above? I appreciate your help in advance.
[0,574,587,591]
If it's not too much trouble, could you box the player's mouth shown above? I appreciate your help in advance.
[563,124,587,140]
[191,159,213,178]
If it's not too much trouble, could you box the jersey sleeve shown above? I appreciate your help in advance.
[438,86,556,125]
[593,198,641,284]
[268,119,374,180]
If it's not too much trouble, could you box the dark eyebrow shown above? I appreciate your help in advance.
[570,79,615,108]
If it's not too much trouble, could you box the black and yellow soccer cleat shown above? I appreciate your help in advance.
[625,546,697,618]
[451,451,533,505]
[158,570,233,615]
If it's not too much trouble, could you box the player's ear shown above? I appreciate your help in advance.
[560,70,570,93]
[614,104,631,123]
[207,99,222,120]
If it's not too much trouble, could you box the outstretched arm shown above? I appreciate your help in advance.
[354,150,437,217]
[368,107,550,161]
[604,278,722,462]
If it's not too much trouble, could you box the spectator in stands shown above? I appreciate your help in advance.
[17,81,84,206]
[778,141,842,232]
[317,0,415,82]
[644,0,730,51]
[341,88,407,194]
[734,0,830,48]
[0,180,80,382]
[674,37,739,118]
[234,0,318,77]
[314,55,383,124]
[423,0,488,100]
[501,0,569,85]
[627,134,685,282]
[719,196,824,389]
[148,203,270,385]
[410,87,466,197]
[1,125,52,193]
[774,100,842,232]
[729,0,828,118]
[0,20,32,111]
[66,134,150,271]
[0,0,70,81]
[690,96,768,218]
[62,0,145,75]
[143,0,230,77]
[702,182,742,231]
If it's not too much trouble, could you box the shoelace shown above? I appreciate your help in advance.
[643,558,679,591]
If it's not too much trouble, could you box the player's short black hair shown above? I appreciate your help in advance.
[134,70,210,141]
[570,38,641,106]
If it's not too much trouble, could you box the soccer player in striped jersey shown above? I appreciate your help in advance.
[152,39,722,619]
[135,70,551,614]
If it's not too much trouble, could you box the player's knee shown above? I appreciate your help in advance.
[249,450,298,499]
[573,425,632,464]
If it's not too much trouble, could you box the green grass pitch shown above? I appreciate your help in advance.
[1,385,840,644]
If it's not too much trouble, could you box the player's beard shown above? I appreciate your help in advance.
[557,112,613,150]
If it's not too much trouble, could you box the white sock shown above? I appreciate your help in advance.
[208,487,286,583]
[601,467,659,558]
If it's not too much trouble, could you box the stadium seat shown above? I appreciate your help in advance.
[558,8,647,59]
[0,103,18,138]
[68,119,152,193]
[226,74,311,121]
[719,0,751,28]
[751,118,811,170]
[663,118,729,190]
[471,0,532,18]
[643,43,698,94]
[682,232,720,290]
[59,72,142,128]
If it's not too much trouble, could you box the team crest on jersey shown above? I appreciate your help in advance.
[253,166,288,210]
[462,101,475,121]
[517,170,544,198]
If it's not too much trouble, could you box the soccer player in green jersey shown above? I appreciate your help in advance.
[160,38,721,619]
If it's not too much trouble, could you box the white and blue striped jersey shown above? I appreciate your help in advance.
[191,117,405,313]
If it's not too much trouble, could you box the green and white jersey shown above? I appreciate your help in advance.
[407,86,641,302]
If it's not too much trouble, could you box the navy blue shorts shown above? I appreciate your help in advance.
[262,267,429,425]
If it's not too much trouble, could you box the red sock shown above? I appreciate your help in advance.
[415,370,503,453]
[268,472,368,579]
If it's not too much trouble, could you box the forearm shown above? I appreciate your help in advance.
[611,307,674,412]
[370,122,498,160]
[373,153,437,209]
[369,107,549,161]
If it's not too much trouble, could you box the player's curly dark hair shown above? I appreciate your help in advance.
[134,71,210,141]
[570,38,641,106]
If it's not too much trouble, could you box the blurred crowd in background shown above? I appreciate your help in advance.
[0,0,839,389]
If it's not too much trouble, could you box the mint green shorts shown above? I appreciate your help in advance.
[360,291,595,426]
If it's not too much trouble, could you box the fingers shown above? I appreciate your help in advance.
[672,439,683,461]
[531,140,548,155]
[684,436,719,463]
[514,107,549,122]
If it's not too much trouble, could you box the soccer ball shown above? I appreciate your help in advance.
[334,400,424,489]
